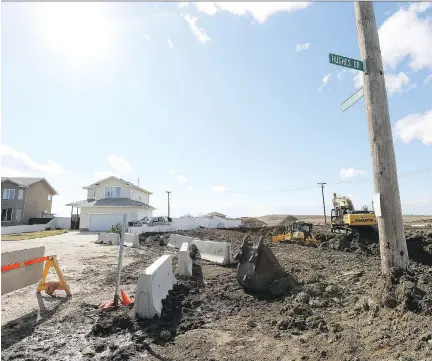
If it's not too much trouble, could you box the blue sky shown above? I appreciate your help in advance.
[1,2,431,217]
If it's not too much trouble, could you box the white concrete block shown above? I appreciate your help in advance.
[125,233,140,248]
[134,255,177,319]
[98,232,120,245]
[176,242,192,277]
[1,246,46,295]
[192,240,234,265]
[167,234,196,249]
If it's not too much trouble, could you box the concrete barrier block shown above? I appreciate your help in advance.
[176,242,192,277]
[1,246,46,295]
[124,233,140,248]
[192,240,234,265]
[134,255,177,319]
[98,232,120,245]
[168,234,196,249]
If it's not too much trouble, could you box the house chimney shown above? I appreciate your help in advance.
[137,178,140,187]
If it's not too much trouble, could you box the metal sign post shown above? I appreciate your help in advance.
[113,213,127,307]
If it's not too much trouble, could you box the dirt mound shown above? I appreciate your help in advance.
[279,215,299,225]
[381,267,432,315]
[240,217,267,228]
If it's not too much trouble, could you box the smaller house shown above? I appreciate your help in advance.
[1,177,58,226]
[205,212,226,219]
[66,176,155,232]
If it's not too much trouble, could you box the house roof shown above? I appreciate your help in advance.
[1,177,58,195]
[65,198,156,209]
[83,176,152,195]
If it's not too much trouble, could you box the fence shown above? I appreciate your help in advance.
[128,217,241,235]
[1,217,71,235]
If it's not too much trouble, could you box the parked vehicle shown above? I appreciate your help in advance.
[133,216,172,227]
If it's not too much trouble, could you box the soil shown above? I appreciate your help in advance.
[240,217,267,228]
[2,226,432,361]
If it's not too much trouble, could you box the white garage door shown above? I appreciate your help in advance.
[89,214,127,232]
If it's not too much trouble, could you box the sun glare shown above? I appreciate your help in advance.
[34,3,112,66]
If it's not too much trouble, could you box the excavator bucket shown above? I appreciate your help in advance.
[234,235,294,296]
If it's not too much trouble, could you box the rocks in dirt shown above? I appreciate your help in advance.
[94,341,106,353]
[91,310,135,337]
[247,320,257,328]
[295,292,310,304]
[303,283,326,297]
[159,329,171,341]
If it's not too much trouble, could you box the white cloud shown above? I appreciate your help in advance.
[352,71,414,95]
[385,72,411,95]
[179,2,189,9]
[337,69,349,81]
[212,185,228,193]
[318,73,331,92]
[184,14,212,44]
[188,186,195,191]
[192,2,311,24]
[94,170,120,181]
[340,168,366,179]
[379,3,432,71]
[144,34,150,41]
[353,71,364,89]
[169,168,182,174]
[1,145,68,176]
[177,175,188,183]
[394,109,432,145]
[350,4,432,91]
[106,154,132,173]
[296,42,311,52]
[424,74,432,85]
[167,38,174,48]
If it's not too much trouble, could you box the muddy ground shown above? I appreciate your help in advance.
[2,226,432,361]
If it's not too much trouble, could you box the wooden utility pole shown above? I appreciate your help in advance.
[317,183,327,224]
[354,1,408,274]
[166,191,171,218]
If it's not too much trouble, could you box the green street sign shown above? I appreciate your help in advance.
[329,53,365,72]
[341,87,364,112]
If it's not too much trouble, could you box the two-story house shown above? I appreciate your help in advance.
[1,177,58,226]
[66,176,155,232]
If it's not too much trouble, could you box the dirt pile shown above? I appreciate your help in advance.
[280,215,299,225]
[240,217,267,228]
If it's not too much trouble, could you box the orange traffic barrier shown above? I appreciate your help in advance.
[1,254,71,296]
[2,256,49,273]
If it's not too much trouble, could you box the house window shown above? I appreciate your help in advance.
[16,209,22,222]
[105,186,121,198]
[18,189,23,200]
[2,189,15,200]
[48,195,52,201]
[1,208,13,222]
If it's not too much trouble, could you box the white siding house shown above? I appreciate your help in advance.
[66,176,155,232]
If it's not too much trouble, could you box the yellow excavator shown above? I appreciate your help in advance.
[272,221,318,247]
[330,193,377,234]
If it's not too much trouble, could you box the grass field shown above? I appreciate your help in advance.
[1,229,69,241]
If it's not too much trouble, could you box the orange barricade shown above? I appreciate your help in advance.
[1,255,71,296]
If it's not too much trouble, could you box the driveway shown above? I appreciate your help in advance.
[1,231,137,325]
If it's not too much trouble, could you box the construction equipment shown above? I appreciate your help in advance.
[234,235,293,296]
[331,193,377,234]
[271,221,318,247]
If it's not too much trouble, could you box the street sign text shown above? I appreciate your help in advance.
[329,53,364,72]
